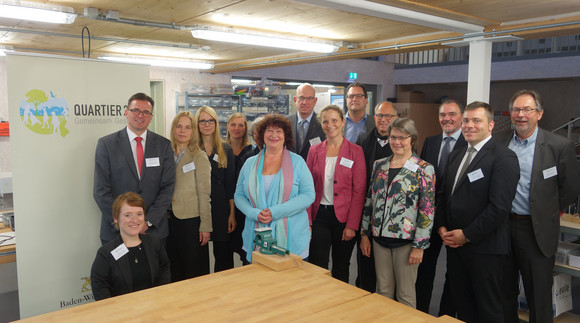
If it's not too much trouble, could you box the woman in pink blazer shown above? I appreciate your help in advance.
[306,104,367,283]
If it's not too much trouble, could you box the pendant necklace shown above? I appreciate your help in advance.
[130,244,142,264]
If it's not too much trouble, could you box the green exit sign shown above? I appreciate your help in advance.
[349,72,358,79]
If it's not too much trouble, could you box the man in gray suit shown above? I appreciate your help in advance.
[94,93,176,245]
[287,83,326,160]
[497,90,580,323]
[344,83,375,143]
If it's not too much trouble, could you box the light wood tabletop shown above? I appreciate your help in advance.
[19,260,370,322]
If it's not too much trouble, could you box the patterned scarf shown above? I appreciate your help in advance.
[247,148,294,249]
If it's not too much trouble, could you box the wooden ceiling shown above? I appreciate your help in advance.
[1,0,580,73]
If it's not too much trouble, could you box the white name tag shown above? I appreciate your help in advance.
[146,157,160,167]
[543,166,558,179]
[309,137,321,146]
[403,160,419,172]
[111,243,129,261]
[213,154,219,163]
[468,168,484,182]
[182,162,196,173]
[339,157,354,168]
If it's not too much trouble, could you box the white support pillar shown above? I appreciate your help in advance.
[466,39,492,104]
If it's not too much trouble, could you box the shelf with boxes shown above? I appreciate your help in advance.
[556,215,580,277]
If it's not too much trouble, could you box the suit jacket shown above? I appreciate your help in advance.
[306,139,367,230]
[172,148,212,232]
[435,138,520,255]
[287,112,326,160]
[420,132,467,191]
[495,128,580,257]
[356,128,394,186]
[94,128,176,243]
[90,234,171,301]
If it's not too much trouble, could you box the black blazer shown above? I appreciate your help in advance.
[420,132,467,191]
[93,128,176,243]
[287,112,326,161]
[356,128,393,186]
[435,139,520,255]
[90,234,171,301]
[494,128,580,257]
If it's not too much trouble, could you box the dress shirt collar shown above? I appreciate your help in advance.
[345,111,368,124]
[127,127,147,143]
[512,126,538,147]
[469,135,492,152]
[443,129,462,141]
[297,111,314,124]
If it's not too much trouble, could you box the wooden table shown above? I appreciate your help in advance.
[19,257,458,322]
[0,223,15,264]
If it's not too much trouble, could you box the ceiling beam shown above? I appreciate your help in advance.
[293,0,483,34]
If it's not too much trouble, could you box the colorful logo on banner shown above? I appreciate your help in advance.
[19,89,70,138]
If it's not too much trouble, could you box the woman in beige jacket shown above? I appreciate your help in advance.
[166,111,212,281]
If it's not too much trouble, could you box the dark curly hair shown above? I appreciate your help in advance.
[254,114,294,150]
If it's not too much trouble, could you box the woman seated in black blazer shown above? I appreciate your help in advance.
[91,192,171,301]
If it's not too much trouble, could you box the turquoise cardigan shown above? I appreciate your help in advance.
[234,151,315,262]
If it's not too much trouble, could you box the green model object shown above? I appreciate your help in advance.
[254,227,290,256]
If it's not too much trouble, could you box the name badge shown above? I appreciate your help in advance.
[309,137,321,146]
[111,243,129,261]
[339,157,354,168]
[403,160,419,172]
[146,157,160,167]
[182,162,196,173]
[213,154,219,163]
[543,166,557,179]
[468,168,484,182]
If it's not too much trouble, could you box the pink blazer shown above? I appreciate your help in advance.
[306,139,366,230]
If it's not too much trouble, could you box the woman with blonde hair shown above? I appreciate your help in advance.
[196,106,236,272]
[166,111,212,280]
[226,113,259,264]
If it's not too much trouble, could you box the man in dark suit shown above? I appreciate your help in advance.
[94,93,176,245]
[354,101,396,292]
[496,90,580,323]
[436,101,520,323]
[344,83,375,143]
[287,83,326,160]
[416,98,466,316]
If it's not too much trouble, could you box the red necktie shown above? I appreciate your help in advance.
[135,137,144,176]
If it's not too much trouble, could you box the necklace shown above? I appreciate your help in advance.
[129,244,143,264]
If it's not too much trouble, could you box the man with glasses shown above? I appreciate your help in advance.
[344,83,375,143]
[355,101,397,292]
[416,98,466,316]
[94,92,175,245]
[495,90,580,323]
[288,83,325,160]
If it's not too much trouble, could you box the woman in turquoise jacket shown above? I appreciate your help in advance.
[234,114,315,263]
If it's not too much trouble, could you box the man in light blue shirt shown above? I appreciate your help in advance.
[344,83,375,143]
[496,90,580,323]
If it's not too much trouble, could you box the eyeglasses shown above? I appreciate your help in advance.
[128,108,153,117]
[198,119,216,126]
[297,96,315,101]
[509,107,538,115]
[375,113,396,120]
[389,135,411,142]
[346,94,365,99]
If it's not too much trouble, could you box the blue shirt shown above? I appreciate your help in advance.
[345,112,368,143]
[508,127,538,215]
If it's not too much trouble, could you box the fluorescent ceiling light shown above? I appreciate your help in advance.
[191,25,340,53]
[231,79,254,84]
[442,35,524,47]
[0,45,14,56]
[0,1,76,24]
[99,55,214,70]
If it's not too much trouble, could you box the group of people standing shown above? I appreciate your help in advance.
[90,85,579,323]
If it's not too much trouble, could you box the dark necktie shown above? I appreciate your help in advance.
[439,137,452,175]
[135,137,144,176]
[298,119,307,151]
[457,147,476,182]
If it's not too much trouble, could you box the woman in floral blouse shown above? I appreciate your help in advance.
[360,117,435,309]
